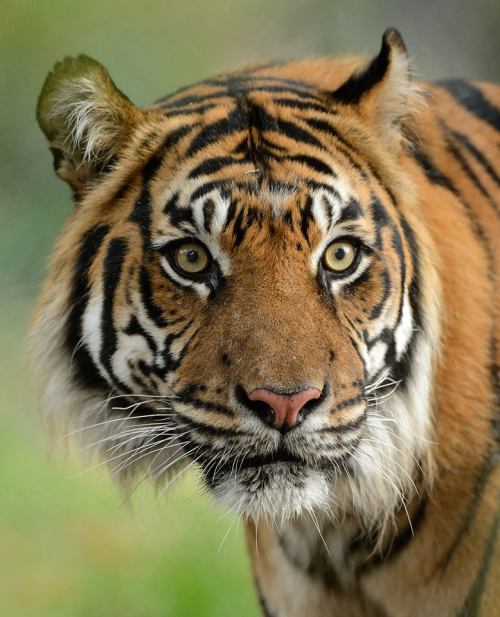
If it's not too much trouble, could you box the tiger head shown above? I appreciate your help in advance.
[32,30,440,531]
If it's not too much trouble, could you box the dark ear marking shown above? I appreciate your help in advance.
[328,28,420,151]
[331,28,407,105]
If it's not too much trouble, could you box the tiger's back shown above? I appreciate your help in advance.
[32,30,499,616]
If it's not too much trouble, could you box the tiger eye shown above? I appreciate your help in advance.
[323,240,357,273]
[175,242,210,274]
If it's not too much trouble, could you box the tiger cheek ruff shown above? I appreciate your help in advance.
[31,28,499,617]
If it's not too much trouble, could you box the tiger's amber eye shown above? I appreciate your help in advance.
[175,242,210,274]
[323,240,357,273]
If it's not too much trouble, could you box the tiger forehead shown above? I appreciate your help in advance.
[154,72,329,113]
[137,73,374,244]
[149,74,362,190]
[152,184,368,247]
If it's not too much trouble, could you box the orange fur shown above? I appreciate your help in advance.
[31,30,498,616]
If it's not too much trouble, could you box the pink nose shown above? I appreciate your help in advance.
[248,388,322,430]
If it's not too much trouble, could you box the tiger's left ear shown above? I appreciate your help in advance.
[331,29,421,150]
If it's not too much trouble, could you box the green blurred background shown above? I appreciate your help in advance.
[1,1,498,616]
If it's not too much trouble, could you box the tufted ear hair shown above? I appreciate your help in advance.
[37,55,140,194]
[331,29,423,150]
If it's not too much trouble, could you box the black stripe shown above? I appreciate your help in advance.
[164,192,195,230]
[381,209,420,386]
[232,205,247,247]
[318,409,367,433]
[242,84,325,100]
[161,320,197,374]
[337,198,362,224]
[369,195,391,249]
[452,130,500,187]
[173,411,244,437]
[175,386,234,417]
[388,214,409,361]
[123,314,157,355]
[139,265,167,328]
[302,117,367,177]
[368,191,418,382]
[399,215,421,330]
[141,124,194,180]
[160,91,230,109]
[127,124,194,237]
[256,588,277,617]
[161,103,217,116]
[490,337,500,445]
[277,530,341,589]
[412,146,494,282]
[287,154,335,177]
[210,74,318,91]
[164,83,324,111]
[437,79,500,132]
[366,326,394,350]
[186,107,244,157]
[334,394,365,412]
[369,269,391,320]
[99,238,129,384]
[357,495,428,574]
[223,198,238,231]
[67,225,110,391]
[274,96,330,113]
[160,73,318,100]
[258,135,287,154]
[458,514,499,617]
[250,103,325,149]
[331,31,392,105]
[435,452,496,575]
[129,183,152,244]
[188,156,240,179]
[202,198,216,233]
[300,194,314,244]
[282,209,293,228]
[161,123,195,153]
[443,127,499,215]
[412,147,454,191]
[190,180,229,203]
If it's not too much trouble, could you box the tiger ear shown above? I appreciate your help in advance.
[331,29,422,150]
[37,55,140,194]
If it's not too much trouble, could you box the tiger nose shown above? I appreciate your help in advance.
[248,387,322,432]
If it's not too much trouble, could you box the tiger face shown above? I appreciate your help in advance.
[33,30,438,530]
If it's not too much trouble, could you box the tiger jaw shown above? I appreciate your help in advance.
[211,462,334,525]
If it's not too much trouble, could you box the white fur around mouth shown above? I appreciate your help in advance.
[212,464,331,524]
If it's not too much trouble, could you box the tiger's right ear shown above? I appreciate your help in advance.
[37,55,140,194]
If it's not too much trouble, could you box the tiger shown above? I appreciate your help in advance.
[31,28,499,616]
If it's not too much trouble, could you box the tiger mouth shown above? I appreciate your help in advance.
[199,446,309,486]
[211,444,349,479]
[236,446,306,471]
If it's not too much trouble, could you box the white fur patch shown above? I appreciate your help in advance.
[214,465,331,526]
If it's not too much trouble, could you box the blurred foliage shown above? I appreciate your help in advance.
[0,1,498,615]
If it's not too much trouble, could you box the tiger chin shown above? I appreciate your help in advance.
[31,28,499,617]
